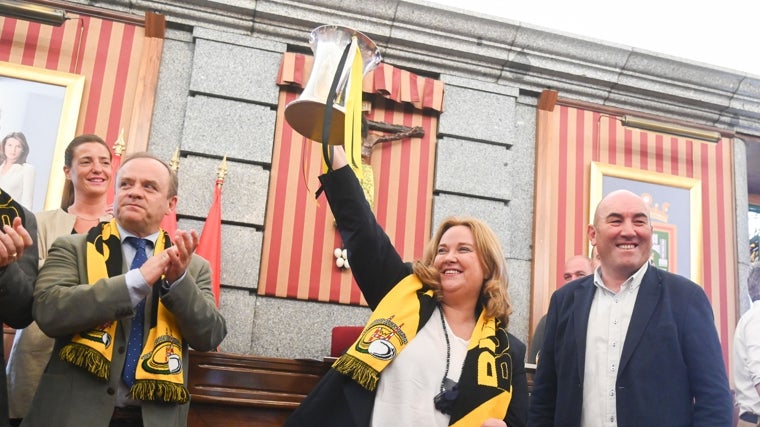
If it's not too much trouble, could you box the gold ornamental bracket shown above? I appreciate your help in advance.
[168,147,180,173]
[216,156,228,188]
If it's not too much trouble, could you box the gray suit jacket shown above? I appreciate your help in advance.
[22,231,227,427]
[0,204,38,427]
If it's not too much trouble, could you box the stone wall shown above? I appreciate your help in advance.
[62,0,759,358]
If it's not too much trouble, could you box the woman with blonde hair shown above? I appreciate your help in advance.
[286,147,528,427]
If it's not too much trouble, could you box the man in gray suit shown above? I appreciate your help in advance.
[23,153,227,427]
[0,190,37,427]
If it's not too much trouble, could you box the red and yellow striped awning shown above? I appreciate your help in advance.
[260,53,443,305]
[276,52,444,112]
[0,15,155,149]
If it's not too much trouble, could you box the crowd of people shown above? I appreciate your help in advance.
[0,133,756,427]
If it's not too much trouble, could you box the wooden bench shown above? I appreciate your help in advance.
[187,350,331,427]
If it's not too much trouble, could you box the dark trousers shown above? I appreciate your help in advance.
[110,406,143,427]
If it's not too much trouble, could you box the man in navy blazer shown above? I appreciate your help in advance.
[529,189,733,427]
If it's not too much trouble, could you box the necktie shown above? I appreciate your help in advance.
[122,237,149,388]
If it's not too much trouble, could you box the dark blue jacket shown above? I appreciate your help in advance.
[529,266,733,427]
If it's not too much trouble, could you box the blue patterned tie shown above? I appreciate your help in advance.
[122,237,149,387]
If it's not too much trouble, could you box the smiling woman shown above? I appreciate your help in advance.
[285,146,529,427]
[5,134,114,424]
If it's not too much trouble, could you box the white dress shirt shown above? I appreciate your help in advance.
[581,262,648,427]
[733,299,760,416]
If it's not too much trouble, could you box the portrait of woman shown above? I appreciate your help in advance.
[0,132,35,210]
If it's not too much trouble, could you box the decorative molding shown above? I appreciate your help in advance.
[27,0,146,24]
[42,0,760,137]
[124,12,165,153]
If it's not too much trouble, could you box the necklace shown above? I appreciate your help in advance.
[439,306,453,393]
[434,305,462,414]
[69,208,104,221]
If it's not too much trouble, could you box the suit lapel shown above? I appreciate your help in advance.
[618,266,660,374]
[573,279,596,380]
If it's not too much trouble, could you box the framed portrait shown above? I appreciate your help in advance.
[0,61,85,211]
[589,162,703,284]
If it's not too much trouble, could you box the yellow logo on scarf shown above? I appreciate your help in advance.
[333,275,431,390]
[353,314,410,361]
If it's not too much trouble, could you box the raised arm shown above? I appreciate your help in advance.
[318,147,410,308]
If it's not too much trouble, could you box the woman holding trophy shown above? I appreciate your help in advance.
[286,143,528,426]
[284,25,528,427]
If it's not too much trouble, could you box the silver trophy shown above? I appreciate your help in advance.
[284,25,382,146]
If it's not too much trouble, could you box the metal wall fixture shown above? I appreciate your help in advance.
[621,115,722,143]
[0,0,67,26]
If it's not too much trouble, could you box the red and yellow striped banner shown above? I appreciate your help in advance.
[261,54,442,305]
[533,103,737,374]
[1,15,149,148]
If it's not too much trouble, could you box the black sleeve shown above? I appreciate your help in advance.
[319,166,411,308]
[0,207,38,329]
[528,314,546,364]
[505,333,528,427]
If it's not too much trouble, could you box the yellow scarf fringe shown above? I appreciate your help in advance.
[332,353,379,391]
[333,275,430,392]
[131,379,190,404]
[59,342,110,380]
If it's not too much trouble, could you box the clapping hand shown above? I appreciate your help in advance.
[137,229,199,286]
[163,229,199,284]
[0,217,33,268]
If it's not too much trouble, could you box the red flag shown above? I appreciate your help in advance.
[161,207,178,238]
[197,178,223,307]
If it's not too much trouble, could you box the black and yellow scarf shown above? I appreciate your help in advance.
[59,219,189,403]
[0,189,24,227]
[332,274,514,425]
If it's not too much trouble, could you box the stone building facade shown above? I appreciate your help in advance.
[29,0,760,359]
